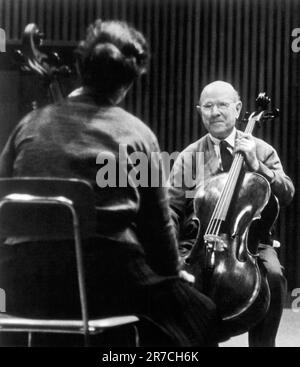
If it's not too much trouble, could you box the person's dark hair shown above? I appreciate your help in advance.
[75,19,149,95]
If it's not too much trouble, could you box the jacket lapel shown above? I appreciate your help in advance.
[203,135,220,179]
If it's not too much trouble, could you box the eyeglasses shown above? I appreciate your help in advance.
[196,101,236,112]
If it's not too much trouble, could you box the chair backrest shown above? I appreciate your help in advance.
[0,177,97,240]
[0,177,99,340]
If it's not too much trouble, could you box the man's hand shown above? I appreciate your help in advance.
[235,132,260,172]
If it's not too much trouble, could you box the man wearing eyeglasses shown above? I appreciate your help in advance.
[168,80,294,347]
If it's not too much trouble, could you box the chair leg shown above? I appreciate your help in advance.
[133,325,139,347]
[83,333,90,347]
[28,332,33,347]
[72,220,90,345]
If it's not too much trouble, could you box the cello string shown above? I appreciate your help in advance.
[211,112,258,231]
[206,154,241,235]
[206,111,259,236]
[206,153,241,234]
[211,113,259,235]
[213,155,243,235]
[217,161,244,234]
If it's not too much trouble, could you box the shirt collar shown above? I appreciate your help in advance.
[209,127,237,149]
[68,86,114,106]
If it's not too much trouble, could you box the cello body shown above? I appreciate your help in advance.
[186,171,272,336]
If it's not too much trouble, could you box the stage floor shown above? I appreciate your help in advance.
[220,308,300,347]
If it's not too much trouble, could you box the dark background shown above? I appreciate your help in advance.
[0,0,299,292]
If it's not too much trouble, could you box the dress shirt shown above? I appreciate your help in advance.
[208,128,236,171]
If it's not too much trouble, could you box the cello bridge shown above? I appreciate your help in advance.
[204,234,228,252]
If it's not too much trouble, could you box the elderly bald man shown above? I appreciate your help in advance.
[168,81,295,347]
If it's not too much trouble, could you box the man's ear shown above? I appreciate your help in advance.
[235,101,242,118]
[196,105,202,117]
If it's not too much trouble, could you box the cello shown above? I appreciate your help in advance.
[185,93,279,337]
[14,23,71,106]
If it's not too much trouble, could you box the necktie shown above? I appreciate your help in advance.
[220,140,233,172]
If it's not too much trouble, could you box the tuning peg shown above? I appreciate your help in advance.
[58,65,72,76]
[12,50,31,72]
[240,111,251,124]
[272,108,280,118]
[13,49,25,63]
[255,92,271,110]
[31,101,38,110]
[261,108,280,122]
[37,31,45,39]
[35,30,45,47]
[48,52,61,66]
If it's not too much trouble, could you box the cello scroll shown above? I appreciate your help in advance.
[14,23,72,105]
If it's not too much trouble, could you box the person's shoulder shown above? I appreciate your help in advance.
[16,105,52,130]
[112,106,158,143]
[112,106,145,125]
[5,105,55,147]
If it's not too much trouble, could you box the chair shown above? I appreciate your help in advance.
[0,177,139,346]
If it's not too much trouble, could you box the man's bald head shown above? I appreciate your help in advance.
[199,81,240,105]
[197,80,242,139]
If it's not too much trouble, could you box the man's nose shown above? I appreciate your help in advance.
[211,104,221,115]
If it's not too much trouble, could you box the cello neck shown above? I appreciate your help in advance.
[205,110,265,235]
[49,79,64,104]
[244,110,264,134]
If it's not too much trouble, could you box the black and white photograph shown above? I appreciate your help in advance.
[0,0,299,352]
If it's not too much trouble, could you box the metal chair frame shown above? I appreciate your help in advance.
[0,178,139,347]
